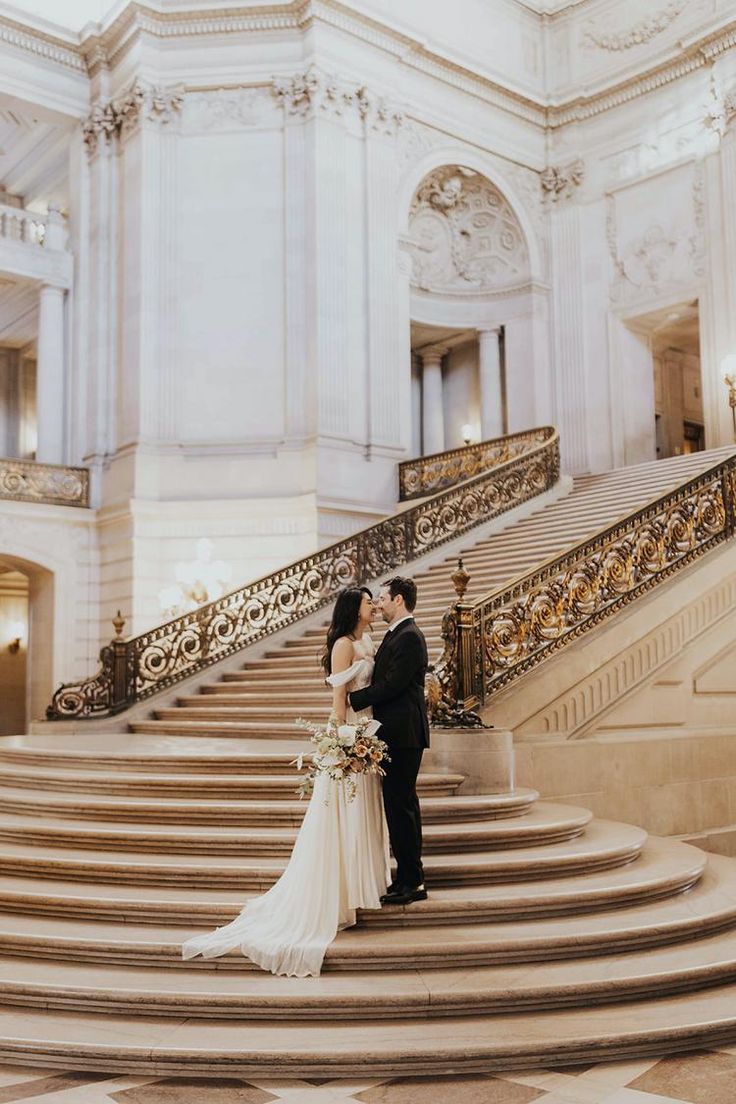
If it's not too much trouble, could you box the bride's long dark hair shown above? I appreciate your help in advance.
[322,586,373,675]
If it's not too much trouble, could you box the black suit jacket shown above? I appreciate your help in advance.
[349,619,430,749]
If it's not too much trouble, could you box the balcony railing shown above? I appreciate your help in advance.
[0,204,47,247]
[433,453,736,721]
[0,457,90,508]
[47,427,560,719]
[398,427,553,501]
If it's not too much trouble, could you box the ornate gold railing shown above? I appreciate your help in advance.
[47,427,559,719]
[0,457,90,508]
[398,427,553,500]
[433,453,736,720]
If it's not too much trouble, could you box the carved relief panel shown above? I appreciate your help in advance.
[606,160,705,304]
[408,165,530,293]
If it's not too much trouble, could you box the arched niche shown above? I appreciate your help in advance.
[401,159,548,454]
[0,551,56,725]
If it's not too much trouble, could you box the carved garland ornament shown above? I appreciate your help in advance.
[540,159,585,202]
[408,165,530,293]
[82,80,184,154]
[583,0,687,51]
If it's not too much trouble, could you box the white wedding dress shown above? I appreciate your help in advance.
[182,635,391,977]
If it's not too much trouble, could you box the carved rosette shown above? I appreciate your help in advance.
[82,79,184,155]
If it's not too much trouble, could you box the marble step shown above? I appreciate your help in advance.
[0,766,464,800]
[128,720,335,738]
[0,851,723,972]
[0,788,537,826]
[5,980,736,1076]
[6,925,736,1019]
[0,803,589,856]
[0,837,703,926]
[0,820,647,889]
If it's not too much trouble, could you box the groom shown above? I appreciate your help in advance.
[348,576,430,906]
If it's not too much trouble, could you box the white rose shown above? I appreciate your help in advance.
[338,725,357,746]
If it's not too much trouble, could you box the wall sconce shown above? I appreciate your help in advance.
[7,620,25,654]
[724,358,736,441]
[462,424,474,445]
[158,538,233,620]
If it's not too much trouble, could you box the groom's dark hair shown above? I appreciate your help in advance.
[384,576,417,612]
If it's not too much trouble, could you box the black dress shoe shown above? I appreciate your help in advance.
[380,884,428,906]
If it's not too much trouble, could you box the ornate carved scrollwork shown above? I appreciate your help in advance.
[47,428,560,719]
[0,457,89,508]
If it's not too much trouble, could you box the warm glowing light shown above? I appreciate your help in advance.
[159,540,233,619]
[7,620,25,654]
[462,424,474,445]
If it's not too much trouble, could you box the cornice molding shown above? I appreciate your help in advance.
[4,2,736,132]
[0,11,86,72]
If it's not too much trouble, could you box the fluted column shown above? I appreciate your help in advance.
[478,327,503,439]
[421,345,447,455]
[35,285,65,464]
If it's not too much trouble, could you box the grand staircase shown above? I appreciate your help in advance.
[3,447,736,1073]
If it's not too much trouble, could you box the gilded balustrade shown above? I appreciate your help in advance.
[47,427,559,719]
[0,457,90,508]
[433,455,736,721]
[398,427,553,500]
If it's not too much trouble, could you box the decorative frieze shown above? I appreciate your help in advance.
[540,159,585,202]
[82,80,184,155]
[582,0,687,51]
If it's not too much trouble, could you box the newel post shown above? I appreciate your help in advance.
[427,558,486,728]
[110,610,131,712]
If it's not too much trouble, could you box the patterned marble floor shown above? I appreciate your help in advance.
[2,1049,736,1104]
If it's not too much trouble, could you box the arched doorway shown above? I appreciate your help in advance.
[0,553,54,731]
[401,162,544,456]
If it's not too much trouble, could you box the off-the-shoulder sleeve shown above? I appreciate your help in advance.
[326,659,369,687]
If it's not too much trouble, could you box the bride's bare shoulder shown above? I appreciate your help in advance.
[331,636,355,660]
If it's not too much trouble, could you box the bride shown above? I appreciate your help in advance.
[182,585,390,977]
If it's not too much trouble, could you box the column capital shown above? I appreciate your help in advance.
[421,344,449,360]
[477,325,502,338]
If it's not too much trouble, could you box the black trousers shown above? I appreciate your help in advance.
[382,747,424,888]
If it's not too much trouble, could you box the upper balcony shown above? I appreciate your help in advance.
[0,202,72,289]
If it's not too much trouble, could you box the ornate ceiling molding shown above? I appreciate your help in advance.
[4,1,736,133]
[0,12,86,73]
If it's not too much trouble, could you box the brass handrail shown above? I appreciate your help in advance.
[47,427,559,719]
[0,457,90,508]
[398,427,552,500]
[434,452,736,717]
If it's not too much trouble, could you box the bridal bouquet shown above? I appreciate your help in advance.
[293,716,390,801]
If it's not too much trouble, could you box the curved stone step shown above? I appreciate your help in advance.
[5,926,736,1019]
[0,845,720,969]
[0,837,702,926]
[0,803,588,856]
[0,820,647,889]
[4,980,736,1076]
[0,788,538,826]
[129,720,323,738]
[0,766,464,800]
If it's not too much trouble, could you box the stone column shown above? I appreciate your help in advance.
[410,352,422,457]
[421,345,447,455]
[35,285,66,464]
[478,327,503,439]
